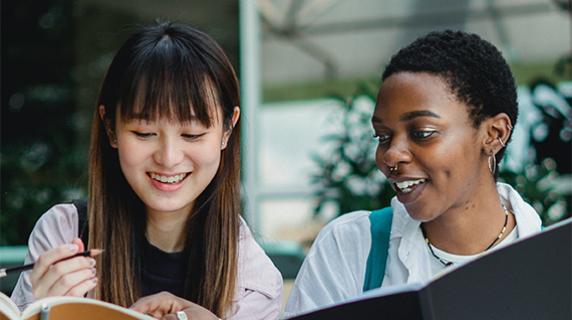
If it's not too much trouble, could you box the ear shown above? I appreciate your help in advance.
[481,113,513,155]
[99,105,118,148]
[221,106,240,150]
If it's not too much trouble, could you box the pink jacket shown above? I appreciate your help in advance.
[11,204,283,320]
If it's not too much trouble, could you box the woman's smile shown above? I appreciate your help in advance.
[373,71,490,222]
[389,177,429,206]
[114,115,225,216]
[148,172,191,192]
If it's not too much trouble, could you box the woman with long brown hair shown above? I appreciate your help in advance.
[11,21,282,320]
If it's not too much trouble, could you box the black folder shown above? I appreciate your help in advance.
[288,218,572,320]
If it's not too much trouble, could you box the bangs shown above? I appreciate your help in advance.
[118,36,220,126]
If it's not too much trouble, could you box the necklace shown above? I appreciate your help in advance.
[421,204,510,267]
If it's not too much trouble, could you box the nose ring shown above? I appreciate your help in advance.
[389,164,398,173]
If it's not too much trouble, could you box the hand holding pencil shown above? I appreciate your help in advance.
[12,238,103,299]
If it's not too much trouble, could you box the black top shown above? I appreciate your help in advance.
[140,238,187,297]
[72,200,187,297]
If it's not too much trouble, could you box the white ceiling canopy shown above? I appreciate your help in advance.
[258,0,570,85]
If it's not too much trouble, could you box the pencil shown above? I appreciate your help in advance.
[0,249,104,278]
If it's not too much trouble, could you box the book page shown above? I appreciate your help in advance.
[0,291,20,320]
[21,296,155,320]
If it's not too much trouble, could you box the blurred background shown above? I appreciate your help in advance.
[1,0,571,305]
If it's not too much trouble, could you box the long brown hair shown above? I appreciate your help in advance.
[87,21,240,316]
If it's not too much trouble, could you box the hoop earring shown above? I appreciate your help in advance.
[488,152,497,175]
[498,137,506,148]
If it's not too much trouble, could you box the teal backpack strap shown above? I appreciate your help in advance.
[362,207,393,292]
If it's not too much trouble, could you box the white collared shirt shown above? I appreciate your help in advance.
[284,183,542,318]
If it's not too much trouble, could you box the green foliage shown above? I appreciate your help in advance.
[1,1,141,245]
[498,159,569,226]
[311,86,570,224]
[1,0,88,245]
[310,84,394,216]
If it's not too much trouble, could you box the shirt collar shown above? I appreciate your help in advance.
[389,182,542,281]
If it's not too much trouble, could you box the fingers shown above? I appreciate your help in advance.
[72,238,85,253]
[30,243,80,289]
[130,292,174,315]
[161,306,220,320]
[35,256,96,297]
[150,309,169,319]
[131,292,219,320]
[30,241,97,299]
[129,294,155,314]
[131,292,190,319]
[65,275,98,297]
[130,294,162,316]
[161,311,186,320]
[52,267,97,296]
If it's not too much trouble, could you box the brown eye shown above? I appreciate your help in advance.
[373,133,391,145]
[181,133,206,141]
[132,131,154,138]
[411,130,436,140]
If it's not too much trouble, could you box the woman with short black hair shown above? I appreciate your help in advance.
[285,30,542,317]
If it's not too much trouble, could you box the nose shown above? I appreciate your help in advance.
[153,137,184,169]
[377,137,412,173]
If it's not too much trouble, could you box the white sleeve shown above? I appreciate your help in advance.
[283,212,371,318]
[10,203,78,310]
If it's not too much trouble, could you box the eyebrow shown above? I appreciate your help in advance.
[372,110,441,124]
[399,110,441,121]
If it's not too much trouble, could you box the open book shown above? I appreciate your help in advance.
[288,218,572,320]
[0,293,155,320]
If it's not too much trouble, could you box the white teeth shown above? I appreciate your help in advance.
[150,173,187,184]
[395,179,426,193]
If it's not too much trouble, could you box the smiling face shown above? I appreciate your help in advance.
[372,72,492,222]
[111,107,233,218]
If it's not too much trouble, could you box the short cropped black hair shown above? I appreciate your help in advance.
[382,30,517,174]
[383,30,517,127]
